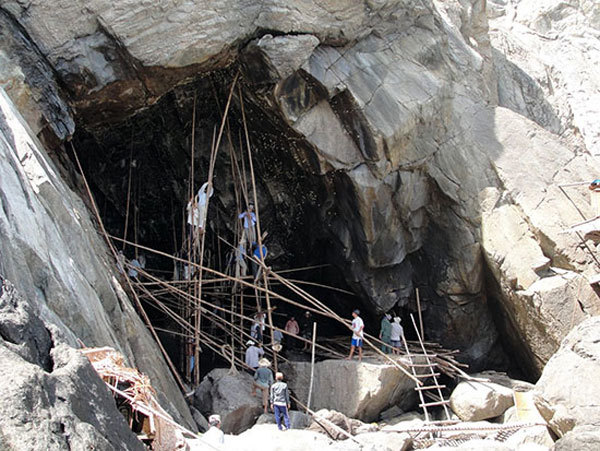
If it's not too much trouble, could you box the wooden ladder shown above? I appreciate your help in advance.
[402,314,452,423]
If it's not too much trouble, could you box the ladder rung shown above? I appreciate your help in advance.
[419,400,450,407]
[415,384,446,391]
[414,372,440,378]
[408,362,439,367]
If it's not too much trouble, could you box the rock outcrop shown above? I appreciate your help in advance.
[534,316,600,438]
[1,0,599,400]
[284,359,420,422]
[0,87,194,429]
[0,279,144,450]
[194,368,263,434]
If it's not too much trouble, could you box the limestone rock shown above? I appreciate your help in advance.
[355,431,412,451]
[284,358,420,422]
[450,378,514,421]
[0,279,144,451]
[553,426,600,451]
[503,425,554,450]
[194,368,263,434]
[307,409,377,440]
[534,317,600,437]
[224,423,348,451]
[256,410,311,429]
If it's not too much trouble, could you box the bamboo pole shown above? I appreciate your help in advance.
[239,85,278,372]
[416,287,424,340]
[307,321,317,412]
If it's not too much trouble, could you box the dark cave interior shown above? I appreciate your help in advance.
[69,67,381,378]
[65,64,528,381]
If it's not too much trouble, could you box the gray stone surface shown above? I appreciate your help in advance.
[553,425,600,451]
[194,368,263,434]
[284,358,420,422]
[450,378,514,422]
[256,410,311,429]
[307,409,378,440]
[0,88,194,430]
[1,0,599,392]
[0,279,144,451]
[534,316,600,438]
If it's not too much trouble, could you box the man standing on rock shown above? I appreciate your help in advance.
[346,309,364,362]
[270,372,291,431]
[245,340,264,373]
[379,313,392,353]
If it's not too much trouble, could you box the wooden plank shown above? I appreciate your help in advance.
[419,400,450,407]
[415,385,446,391]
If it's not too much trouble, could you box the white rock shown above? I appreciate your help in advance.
[450,379,514,421]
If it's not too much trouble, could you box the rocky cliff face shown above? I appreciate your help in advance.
[1,0,598,398]
[0,87,195,429]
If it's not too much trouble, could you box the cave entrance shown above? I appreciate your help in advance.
[70,67,361,384]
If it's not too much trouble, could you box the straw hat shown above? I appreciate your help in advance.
[246,340,255,346]
[272,343,283,353]
[258,358,271,367]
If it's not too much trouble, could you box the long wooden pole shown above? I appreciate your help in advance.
[239,85,278,372]
[416,287,424,340]
[307,321,317,412]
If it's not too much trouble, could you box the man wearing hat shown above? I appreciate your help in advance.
[202,414,224,445]
[379,313,392,354]
[245,340,264,373]
[346,309,364,362]
[390,317,404,354]
[252,358,274,413]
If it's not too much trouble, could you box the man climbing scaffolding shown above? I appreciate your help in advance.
[187,181,213,249]
[239,203,256,246]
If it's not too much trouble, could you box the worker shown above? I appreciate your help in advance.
[251,241,268,280]
[300,311,313,352]
[285,316,300,349]
[187,182,214,231]
[234,241,248,281]
[379,313,392,354]
[346,309,364,362]
[127,254,145,279]
[251,312,265,342]
[252,358,274,414]
[589,179,600,217]
[245,340,264,373]
[239,203,257,245]
[202,414,225,445]
[270,372,291,431]
[390,317,404,354]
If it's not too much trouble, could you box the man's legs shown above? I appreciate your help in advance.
[282,405,291,430]
[261,387,268,413]
[274,405,283,430]
[357,342,363,362]
[346,345,356,360]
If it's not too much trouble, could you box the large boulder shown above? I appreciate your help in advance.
[450,375,516,421]
[534,316,600,437]
[0,279,144,450]
[194,368,263,434]
[284,358,420,422]
[553,426,600,451]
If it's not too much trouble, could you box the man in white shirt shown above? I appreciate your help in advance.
[239,203,257,245]
[245,340,264,372]
[346,309,364,362]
